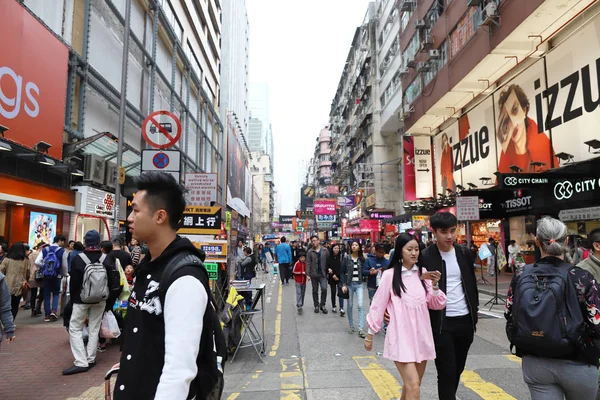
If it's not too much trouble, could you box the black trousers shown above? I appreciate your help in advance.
[433,314,475,400]
[279,263,291,284]
[10,295,20,319]
[329,281,338,308]
[30,287,43,312]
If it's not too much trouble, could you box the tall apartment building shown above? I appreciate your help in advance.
[0,0,225,243]
[248,82,270,152]
[250,152,274,234]
[220,0,250,137]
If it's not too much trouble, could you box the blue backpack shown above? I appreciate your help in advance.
[41,246,64,278]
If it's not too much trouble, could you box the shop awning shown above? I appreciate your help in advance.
[64,132,142,176]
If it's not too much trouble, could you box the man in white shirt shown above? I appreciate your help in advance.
[388,212,478,400]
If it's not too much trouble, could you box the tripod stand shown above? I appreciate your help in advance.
[484,243,506,310]
[476,261,491,285]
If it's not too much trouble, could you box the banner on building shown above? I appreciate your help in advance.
[326,185,339,194]
[337,196,355,207]
[313,199,336,215]
[413,136,434,198]
[178,206,222,235]
[301,185,315,211]
[360,219,380,232]
[403,137,417,201]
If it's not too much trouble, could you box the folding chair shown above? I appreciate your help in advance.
[230,289,264,362]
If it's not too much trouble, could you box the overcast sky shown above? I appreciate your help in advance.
[247,0,372,214]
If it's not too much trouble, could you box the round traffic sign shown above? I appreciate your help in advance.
[152,152,170,169]
[142,110,182,149]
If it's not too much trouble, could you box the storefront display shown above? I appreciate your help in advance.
[470,220,502,249]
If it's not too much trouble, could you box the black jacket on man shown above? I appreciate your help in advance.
[420,243,479,334]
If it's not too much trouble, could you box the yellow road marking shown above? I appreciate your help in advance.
[226,393,240,400]
[270,282,283,357]
[461,370,517,399]
[353,356,402,400]
[505,354,522,364]
[280,358,303,398]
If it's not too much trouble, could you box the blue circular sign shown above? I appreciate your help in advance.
[153,152,170,169]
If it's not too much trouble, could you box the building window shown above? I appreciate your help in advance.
[400,11,412,32]
[424,40,449,87]
[405,77,422,105]
[185,41,203,81]
[402,32,419,67]
[158,0,184,42]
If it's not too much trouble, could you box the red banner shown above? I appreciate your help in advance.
[403,137,417,201]
[360,219,380,232]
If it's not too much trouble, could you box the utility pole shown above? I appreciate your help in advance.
[113,0,131,238]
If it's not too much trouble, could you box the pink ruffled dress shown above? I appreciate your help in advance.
[366,266,447,363]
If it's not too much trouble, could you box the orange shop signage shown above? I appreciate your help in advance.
[0,0,69,159]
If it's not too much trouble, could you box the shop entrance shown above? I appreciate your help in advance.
[74,214,111,243]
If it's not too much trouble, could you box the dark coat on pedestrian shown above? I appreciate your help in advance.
[306,247,329,278]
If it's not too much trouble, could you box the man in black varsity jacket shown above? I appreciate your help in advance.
[114,172,212,400]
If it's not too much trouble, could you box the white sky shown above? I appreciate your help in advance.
[247,0,372,214]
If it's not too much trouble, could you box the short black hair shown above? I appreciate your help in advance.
[590,228,600,246]
[310,235,319,241]
[100,240,113,254]
[244,246,252,255]
[112,237,124,247]
[280,236,286,243]
[135,171,186,230]
[68,240,75,245]
[430,212,457,230]
[74,241,85,251]
[374,243,386,251]
[7,242,26,261]
[54,235,66,243]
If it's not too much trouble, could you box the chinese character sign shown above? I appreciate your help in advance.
[178,206,222,235]
[456,196,480,221]
[185,173,217,206]
[313,199,337,215]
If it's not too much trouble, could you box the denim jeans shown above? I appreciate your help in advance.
[346,281,365,330]
[295,282,306,308]
[43,278,61,316]
[368,287,377,304]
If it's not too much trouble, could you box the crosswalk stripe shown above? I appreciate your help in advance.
[353,356,402,400]
[461,370,517,400]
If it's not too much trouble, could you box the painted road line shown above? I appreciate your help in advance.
[461,370,517,400]
[353,356,402,400]
[505,354,522,364]
[270,282,283,357]
[280,358,304,399]
[226,393,240,400]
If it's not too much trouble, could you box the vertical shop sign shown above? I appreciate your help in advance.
[403,137,417,201]
[413,136,434,198]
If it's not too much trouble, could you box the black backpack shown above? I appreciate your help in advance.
[510,258,584,358]
[159,252,227,400]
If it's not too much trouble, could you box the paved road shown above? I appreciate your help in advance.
[0,271,526,400]
[223,272,530,400]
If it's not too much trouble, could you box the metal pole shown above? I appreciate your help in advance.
[113,0,132,238]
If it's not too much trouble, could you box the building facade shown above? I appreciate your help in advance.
[0,0,226,244]
[250,152,274,234]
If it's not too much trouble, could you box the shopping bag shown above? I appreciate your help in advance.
[100,311,121,339]
[478,244,492,260]
[116,260,131,302]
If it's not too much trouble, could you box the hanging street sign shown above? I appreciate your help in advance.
[178,206,222,235]
[141,149,181,181]
[185,173,218,206]
[142,110,182,149]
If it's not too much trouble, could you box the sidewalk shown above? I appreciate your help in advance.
[475,267,513,297]
[0,310,120,400]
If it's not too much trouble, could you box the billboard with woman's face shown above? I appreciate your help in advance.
[493,59,557,173]
[227,129,248,206]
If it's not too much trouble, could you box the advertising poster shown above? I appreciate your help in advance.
[29,212,57,248]
[458,96,498,188]
[403,136,417,201]
[300,185,315,211]
[313,199,337,215]
[434,122,460,196]
[492,59,556,173]
[226,129,249,214]
[544,18,600,163]
[413,136,434,198]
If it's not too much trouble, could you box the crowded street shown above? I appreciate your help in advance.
[0,272,528,400]
[3,0,600,399]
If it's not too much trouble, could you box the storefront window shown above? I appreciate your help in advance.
[471,220,502,249]
[509,216,537,252]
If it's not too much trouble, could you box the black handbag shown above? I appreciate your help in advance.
[337,285,349,299]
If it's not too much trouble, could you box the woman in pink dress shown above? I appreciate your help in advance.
[364,233,446,400]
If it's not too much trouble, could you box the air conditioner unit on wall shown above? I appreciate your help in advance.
[84,154,106,185]
[399,67,410,76]
[428,49,440,60]
[420,33,433,52]
[406,54,416,68]
[104,162,118,190]
[481,2,499,26]
[415,20,428,30]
